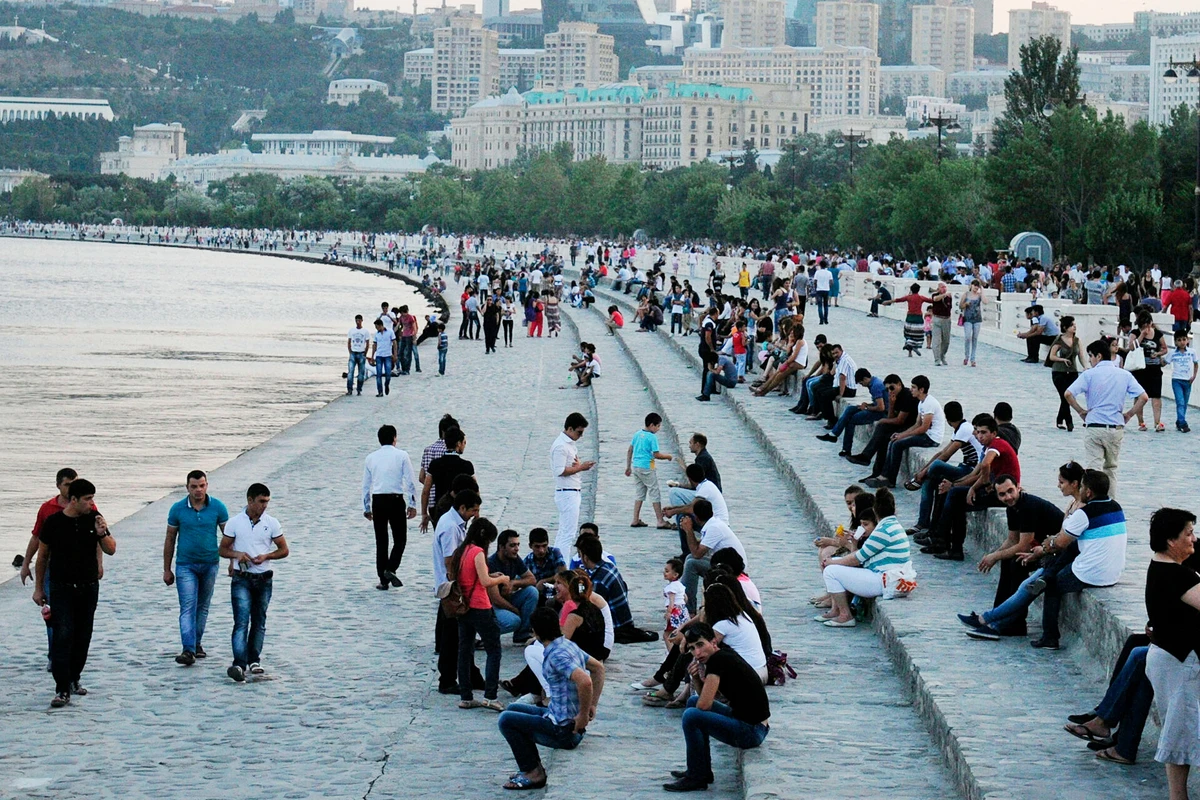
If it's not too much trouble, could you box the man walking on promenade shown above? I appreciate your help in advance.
[32,478,115,708]
[163,470,229,666]
[347,314,369,395]
[550,413,595,554]
[397,305,418,375]
[497,607,606,790]
[369,318,395,397]
[813,261,833,325]
[219,483,288,682]
[627,413,675,529]
[1065,340,1149,496]
[363,424,418,590]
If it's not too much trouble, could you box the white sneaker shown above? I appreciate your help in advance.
[249,663,264,675]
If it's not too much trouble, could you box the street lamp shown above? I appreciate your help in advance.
[920,112,961,165]
[781,140,809,207]
[832,129,869,180]
[1164,57,1200,262]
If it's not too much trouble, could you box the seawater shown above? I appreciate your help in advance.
[0,238,428,571]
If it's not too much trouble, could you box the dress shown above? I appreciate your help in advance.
[544,300,562,335]
[830,267,841,299]
[898,295,931,352]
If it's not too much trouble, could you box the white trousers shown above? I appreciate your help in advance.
[524,640,550,695]
[554,490,582,554]
[823,564,885,598]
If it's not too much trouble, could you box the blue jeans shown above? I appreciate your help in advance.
[703,370,738,398]
[398,336,414,373]
[882,433,936,483]
[963,321,981,363]
[917,460,972,529]
[814,291,830,323]
[682,555,711,615]
[1173,379,1192,426]
[412,341,421,372]
[682,696,768,780]
[231,571,272,668]
[438,349,447,375]
[176,561,219,652]
[498,702,582,773]
[347,351,366,393]
[375,356,392,394]
[832,407,883,452]
[494,586,539,640]
[1096,645,1153,762]
[982,568,1042,633]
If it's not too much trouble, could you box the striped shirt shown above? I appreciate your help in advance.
[855,515,912,573]
[1063,498,1126,587]
[421,439,448,508]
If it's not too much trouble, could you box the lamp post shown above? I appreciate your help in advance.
[781,140,809,207]
[1164,58,1200,262]
[920,112,961,165]
[832,129,869,180]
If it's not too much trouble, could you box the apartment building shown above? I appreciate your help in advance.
[911,0,974,74]
[814,0,879,51]
[1007,2,1070,68]
[431,13,500,116]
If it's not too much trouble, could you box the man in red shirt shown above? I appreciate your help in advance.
[1163,279,1193,334]
[21,468,104,669]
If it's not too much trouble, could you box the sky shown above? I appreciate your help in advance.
[385,0,1200,32]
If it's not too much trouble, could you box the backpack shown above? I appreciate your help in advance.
[766,650,797,686]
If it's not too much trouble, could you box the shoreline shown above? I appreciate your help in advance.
[0,235,447,587]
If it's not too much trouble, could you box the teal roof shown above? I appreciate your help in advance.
[658,82,756,101]
[524,83,647,105]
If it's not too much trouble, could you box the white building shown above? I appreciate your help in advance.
[904,95,966,122]
[251,130,395,156]
[946,66,1008,99]
[1073,22,1136,43]
[100,122,187,180]
[722,0,787,49]
[0,169,46,194]
[682,44,880,117]
[403,48,435,85]
[1007,2,1070,68]
[881,65,946,100]
[0,96,115,123]
[814,0,879,51]
[326,78,390,106]
[1110,65,1151,104]
[911,0,974,74]
[1135,10,1200,38]
[1149,34,1200,126]
[163,148,440,192]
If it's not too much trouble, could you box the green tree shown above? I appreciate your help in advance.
[996,34,1081,145]
[9,176,56,220]
[1084,187,1164,269]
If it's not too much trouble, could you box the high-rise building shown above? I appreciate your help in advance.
[543,22,620,88]
[1007,2,1070,68]
[880,64,946,99]
[875,0,919,64]
[970,0,991,36]
[482,0,509,19]
[1149,34,1200,126]
[911,0,973,74]
[814,0,879,51]
[1135,11,1200,38]
[432,12,500,116]
[722,0,787,49]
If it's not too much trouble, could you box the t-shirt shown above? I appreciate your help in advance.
[426,453,474,507]
[985,436,1020,484]
[611,310,624,327]
[950,422,981,468]
[373,328,396,354]
[713,615,767,670]
[1145,560,1200,662]
[694,449,722,492]
[864,376,886,406]
[918,396,946,444]
[698,517,746,561]
[224,511,283,575]
[1005,492,1064,544]
[703,647,770,724]
[1036,314,1060,337]
[891,388,918,421]
[631,429,661,470]
[348,327,370,353]
[167,495,230,565]
[458,543,491,610]
[1063,499,1127,586]
[695,479,729,523]
[38,511,102,585]
[813,268,832,291]
[486,553,530,581]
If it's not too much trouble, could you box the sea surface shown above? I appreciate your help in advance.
[0,238,428,574]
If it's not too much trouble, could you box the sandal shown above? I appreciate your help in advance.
[903,478,923,491]
[1095,747,1134,765]
[1138,423,1148,431]
[643,692,670,707]
[630,521,648,528]
[458,700,483,709]
[479,699,505,712]
[1064,722,1109,743]
[504,774,548,791]
[657,523,676,530]
[665,693,690,709]
[631,680,660,691]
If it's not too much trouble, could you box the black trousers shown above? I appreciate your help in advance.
[1051,371,1077,429]
[502,319,514,345]
[1026,334,1054,361]
[50,581,99,695]
[861,421,905,476]
[371,494,407,581]
[814,385,856,422]
[435,603,484,689]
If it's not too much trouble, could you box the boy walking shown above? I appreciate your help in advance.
[1169,330,1198,432]
[626,413,674,529]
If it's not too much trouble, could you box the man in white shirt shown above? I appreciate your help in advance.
[867,375,944,489]
[679,498,746,614]
[663,463,730,561]
[810,344,857,424]
[813,263,833,324]
[369,319,395,397]
[363,425,418,591]
[433,490,482,694]
[347,314,369,396]
[550,413,595,554]
[218,483,288,682]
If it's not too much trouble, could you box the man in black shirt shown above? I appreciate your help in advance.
[664,623,770,793]
[421,427,475,533]
[32,479,117,709]
[678,433,722,493]
[957,476,1063,637]
[994,402,1022,453]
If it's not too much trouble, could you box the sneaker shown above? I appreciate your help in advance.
[175,651,196,666]
[957,612,983,630]
[437,683,460,695]
[1031,638,1061,650]
[249,663,264,675]
[1027,576,1047,597]
[816,434,839,443]
[50,692,69,708]
[227,665,246,683]
[966,625,1001,641]
[71,681,87,696]
[934,550,965,561]
[384,570,403,588]
[194,646,207,659]
[906,527,928,537]
[695,395,711,402]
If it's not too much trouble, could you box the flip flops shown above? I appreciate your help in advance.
[505,774,548,790]
[630,521,648,528]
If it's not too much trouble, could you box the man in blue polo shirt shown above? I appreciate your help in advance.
[163,470,229,666]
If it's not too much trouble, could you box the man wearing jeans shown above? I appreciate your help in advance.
[679,499,746,616]
[369,318,395,397]
[812,262,832,324]
[864,375,943,489]
[487,530,539,644]
[697,353,738,401]
[663,623,770,792]
[219,483,289,682]
[809,344,857,423]
[497,608,605,790]
[396,305,417,375]
[163,470,229,666]
[346,314,368,395]
[905,401,978,537]
[817,368,886,453]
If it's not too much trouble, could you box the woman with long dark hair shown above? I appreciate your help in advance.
[453,517,508,712]
[1048,316,1087,431]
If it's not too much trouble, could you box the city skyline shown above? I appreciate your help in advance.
[377,0,1199,34]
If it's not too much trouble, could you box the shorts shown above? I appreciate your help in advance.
[632,466,661,503]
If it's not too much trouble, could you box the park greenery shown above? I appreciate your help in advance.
[2,36,1198,270]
